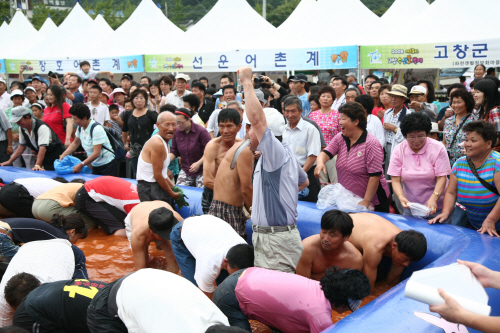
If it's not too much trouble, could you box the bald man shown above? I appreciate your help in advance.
[125,200,182,273]
[136,111,179,205]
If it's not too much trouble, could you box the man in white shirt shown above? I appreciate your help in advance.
[170,215,254,300]
[332,77,347,111]
[165,73,191,108]
[0,79,13,112]
[87,269,235,333]
[283,96,321,203]
[85,85,110,127]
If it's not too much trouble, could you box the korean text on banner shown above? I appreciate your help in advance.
[361,39,500,69]
[4,56,144,74]
[145,46,357,72]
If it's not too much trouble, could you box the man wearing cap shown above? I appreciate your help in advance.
[332,77,348,111]
[66,75,84,106]
[120,74,133,95]
[208,108,253,239]
[346,73,364,94]
[125,200,181,272]
[238,66,309,273]
[407,85,438,122]
[289,74,311,117]
[165,74,191,109]
[383,84,413,175]
[213,266,370,332]
[22,87,45,109]
[29,75,45,101]
[4,90,29,168]
[0,78,13,113]
[170,215,254,300]
[0,106,65,171]
[283,96,321,203]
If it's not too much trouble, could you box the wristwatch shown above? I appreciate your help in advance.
[81,161,86,166]
[393,128,398,134]
[433,191,440,196]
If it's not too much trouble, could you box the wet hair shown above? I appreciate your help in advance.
[222,85,236,95]
[321,210,353,237]
[226,244,254,270]
[52,177,69,183]
[394,230,427,262]
[333,77,348,90]
[109,104,119,112]
[450,89,475,114]
[475,79,499,119]
[318,85,336,100]
[475,64,486,71]
[400,112,432,137]
[4,273,41,308]
[355,94,375,115]
[283,96,303,112]
[130,89,149,108]
[70,178,86,184]
[70,74,82,85]
[160,75,173,87]
[160,103,177,114]
[182,94,200,110]
[80,60,90,68]
[192,81,206,92]
[416,80,436,103]
[141,76,152,85]
[463,120,497,149]
[220,74,234,83]
[339,102,367,130]
[48,84,65,113]
[447,83,466,97]
[175,108,193,120]
[218,108,241,126]
[69,103,91,120]
[320,267,370,308]
[49,213,88,239]
[0,326,30,333]
[205,325,248,333]
[89,85,102,93]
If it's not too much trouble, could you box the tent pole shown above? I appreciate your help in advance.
[142,55,146,78]
[357,45,361,84]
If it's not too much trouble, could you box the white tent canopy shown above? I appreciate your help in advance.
[0,9,41,59]
[38,17,57,37]
[93,14,113,34]
[278,0,317,33]
[381,0,428,24]
[178,0,277,53]
[0,21,8,34]
[15,3,94,59]
[92,0,184,57]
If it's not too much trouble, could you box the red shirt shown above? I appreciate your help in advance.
[84,176,140,213]
[43,103,71,143]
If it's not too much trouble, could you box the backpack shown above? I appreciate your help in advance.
[78,122,126,160]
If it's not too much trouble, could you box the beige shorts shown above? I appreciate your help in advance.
[32,199,96,229]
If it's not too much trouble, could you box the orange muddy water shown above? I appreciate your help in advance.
[78,228,393,333]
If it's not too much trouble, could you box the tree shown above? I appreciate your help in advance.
[266,0,300,27]
[373,6,389,17]
[170,0,187,31]
[0,1,11,23]
[31,2,70,29]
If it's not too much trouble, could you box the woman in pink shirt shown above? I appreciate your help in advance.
[388,112,451,220]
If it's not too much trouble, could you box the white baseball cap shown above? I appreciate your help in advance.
[175,73,190,82]
[10,89,24,100]
[243,107,285,137]
[409,85,427,95]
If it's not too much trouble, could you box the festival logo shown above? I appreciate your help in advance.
[149,57,158,69]
[367,50,383,64]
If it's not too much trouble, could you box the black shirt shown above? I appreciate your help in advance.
[3,218,68,244]
[121,110,158,147]
[198,100,215,124]
[13,279,107,333]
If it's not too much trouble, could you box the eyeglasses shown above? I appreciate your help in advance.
[176,120,188,127]
[407,136,426,142]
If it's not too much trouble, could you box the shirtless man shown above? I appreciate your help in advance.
[136,111,179,206]
[348,213,427,293]
[202,109,243,214]
[125,200,182,273]
[208,108,254,239]
[296,210,363,280]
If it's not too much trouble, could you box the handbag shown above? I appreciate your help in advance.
[466,156,499,196]
[447,113,471,160]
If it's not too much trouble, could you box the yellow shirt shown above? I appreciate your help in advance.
[36,183,84,207]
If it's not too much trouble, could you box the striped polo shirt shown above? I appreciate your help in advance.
[324,131,389,206]
[452,151,500,230]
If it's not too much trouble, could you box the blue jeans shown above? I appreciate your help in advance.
[170,222,230,288]
[213,269,251,332]
[72,245,88,279]
[0,234,19,261]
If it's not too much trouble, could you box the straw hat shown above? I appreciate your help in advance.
[387,84,407,98]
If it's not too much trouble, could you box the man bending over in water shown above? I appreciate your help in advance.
[296,209,363,280]
[348,213,427,292]
[125,201,182,273]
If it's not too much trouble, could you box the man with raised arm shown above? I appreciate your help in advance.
[125,201,181,273]
[348,213,427,293]
[238,66,309,273]
[208,108,253,239]
[296,209,363,281]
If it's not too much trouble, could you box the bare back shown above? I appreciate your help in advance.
[213,140,254,208]
[348,213,401,255]
[130,201,181,243]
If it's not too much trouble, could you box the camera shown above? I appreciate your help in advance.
[48,71,58,79]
